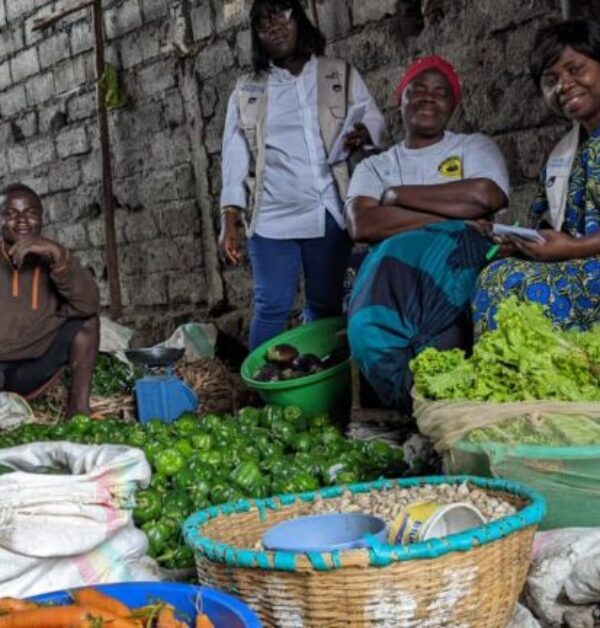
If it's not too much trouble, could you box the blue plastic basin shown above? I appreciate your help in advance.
[262,512,387,553]
[29,581,261,628]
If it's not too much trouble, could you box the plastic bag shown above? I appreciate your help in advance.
[0,393,34,433]
[426,388,600,529]
[155,322,217,361]
[0,442,157,597]
[99,316,136,362]
[414,390,600,451]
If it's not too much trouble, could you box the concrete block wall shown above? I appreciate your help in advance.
[0,0,593,330]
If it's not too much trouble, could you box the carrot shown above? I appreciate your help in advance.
[196,613,214,628]
[0,598,37,614]
[71,587,131,617]
[0,604,139,627]
[156,605,188,628]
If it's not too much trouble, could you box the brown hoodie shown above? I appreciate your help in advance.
[0,242,100,361]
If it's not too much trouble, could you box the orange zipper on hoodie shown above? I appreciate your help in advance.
[2,242,41,310]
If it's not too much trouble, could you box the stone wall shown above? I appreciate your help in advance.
[0,0,595,338]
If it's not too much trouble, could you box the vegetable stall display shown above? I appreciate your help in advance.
[409,299,600,533]
[0,406,404,570]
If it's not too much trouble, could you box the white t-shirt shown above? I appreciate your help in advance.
[345,131,509,209]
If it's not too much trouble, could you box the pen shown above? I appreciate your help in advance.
[486,243,500,261]
[486,221,519,261]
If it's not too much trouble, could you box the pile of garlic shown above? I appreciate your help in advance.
[310,481,516,523]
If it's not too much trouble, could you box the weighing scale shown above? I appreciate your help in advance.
[125,347,198,423]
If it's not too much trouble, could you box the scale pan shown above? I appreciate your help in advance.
[125,347,185,367]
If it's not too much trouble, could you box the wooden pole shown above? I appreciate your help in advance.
[92,0,122,319]
[33,0,123,319]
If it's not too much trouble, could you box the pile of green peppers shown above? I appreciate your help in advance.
[0,405,404,570]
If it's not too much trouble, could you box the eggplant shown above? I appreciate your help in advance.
[253,364,281,382]
[266,343,299,366]
[292,353,323,374]
[279,367,298,380]
[321,349,349,369]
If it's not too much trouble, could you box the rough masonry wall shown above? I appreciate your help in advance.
[0,0,595,338]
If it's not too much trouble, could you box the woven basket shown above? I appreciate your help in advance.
[183,475,545,627]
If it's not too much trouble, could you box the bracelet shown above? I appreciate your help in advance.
[220,207,242,216]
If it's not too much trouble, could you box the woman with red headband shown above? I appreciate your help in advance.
[346,55,509,413]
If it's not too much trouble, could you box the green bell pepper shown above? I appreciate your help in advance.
[272,420,296,446]
[190,432,214,451]
[174,438,194,459]
[291,432,313,452]
[149,473,169,494]
[155,448,186,477]
[260,404,283,429]
[174,413,200,436]
[142,521,173,557]
[238,406,261,426]
[230,460,263,493]
[283,405,307,431]
[196,449,223,468]
[202,413,223,433]
[133,489,162,524]
[163,489,191,513]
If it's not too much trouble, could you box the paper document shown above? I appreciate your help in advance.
[492,224,546,243]
[327,104,366,165]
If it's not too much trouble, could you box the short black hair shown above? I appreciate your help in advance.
[0,183,42,210]
[250,0,326,74]
[530,19,600,87]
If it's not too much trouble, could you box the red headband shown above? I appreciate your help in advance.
[395,55,461,105]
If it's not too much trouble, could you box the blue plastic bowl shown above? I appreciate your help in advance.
[29,581,261,628]
[262,512,387,553]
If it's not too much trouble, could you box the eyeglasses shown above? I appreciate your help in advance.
[255,8,293,34]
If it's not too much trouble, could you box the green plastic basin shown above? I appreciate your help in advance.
[240,317,351,417]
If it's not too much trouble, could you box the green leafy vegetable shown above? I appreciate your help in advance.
[412,298,600,403]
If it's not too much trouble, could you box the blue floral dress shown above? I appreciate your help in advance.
[473,125,600,335]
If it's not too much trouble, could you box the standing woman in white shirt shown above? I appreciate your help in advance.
[219,0,386,349]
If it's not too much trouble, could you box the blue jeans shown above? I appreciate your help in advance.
[247,212,352,349]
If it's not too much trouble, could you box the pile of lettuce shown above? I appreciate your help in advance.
[411,298,600,403]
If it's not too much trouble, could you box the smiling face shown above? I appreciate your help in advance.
[540,46,600,132]
[400,69,455,144]
[255,5,298,62]
[1,191,43,244]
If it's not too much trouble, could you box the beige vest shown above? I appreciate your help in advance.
[234,57,352,235]
[544,124,580,230]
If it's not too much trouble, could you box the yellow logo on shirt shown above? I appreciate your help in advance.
[438,156,463,179]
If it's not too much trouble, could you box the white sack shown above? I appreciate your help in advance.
[507,603,541,628]
[565,551,600,604]
[524,529,600,626]
[0,442,156,597]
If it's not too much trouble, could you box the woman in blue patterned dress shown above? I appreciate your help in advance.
[474,19,600,334]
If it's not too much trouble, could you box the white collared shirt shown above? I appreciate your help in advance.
[220,56,386,239]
